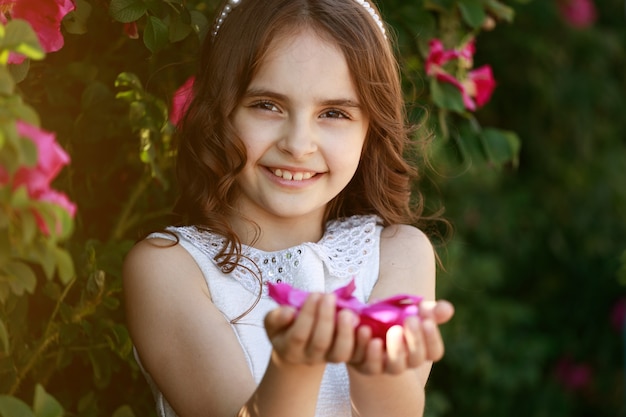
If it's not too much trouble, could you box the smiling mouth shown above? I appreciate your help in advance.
[271,168,316,181]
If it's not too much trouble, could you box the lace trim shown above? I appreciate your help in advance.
[173,214,380,297]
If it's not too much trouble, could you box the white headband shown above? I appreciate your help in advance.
[211,0,386,39]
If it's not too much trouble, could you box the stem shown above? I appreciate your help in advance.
[110,175,152,241]
[8,278,76,395]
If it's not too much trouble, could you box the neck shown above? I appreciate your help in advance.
[230,212,326,251]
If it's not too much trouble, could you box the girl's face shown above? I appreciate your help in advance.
[231,28,368,235]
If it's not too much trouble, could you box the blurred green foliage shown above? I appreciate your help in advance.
[0,0,623,416]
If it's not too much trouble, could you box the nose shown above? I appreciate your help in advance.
[278,116,317,159]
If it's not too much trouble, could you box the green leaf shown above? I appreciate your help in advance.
[10,186,31,209]
[0,318,9,354]
[2,96,40,126]
[114,72,143,91]
[63,0,93,35]
[169,12,193,43]
[0,20,45,62]
[424,0,456,12]
[0,283,9,304]
[457,0,487,29]
[486,0,515,22]
[109,0,147,23]
[111,405,135,417]
[2,260,37,295]
[431,78,466,113]
[33,385,63,417]
[0,395,35,417]
[53,247,75,284]
[18,209,38,248]
[0,66,15,95]
[19,135,38,168]
[0,230,10,264]
[481,128,521,167]
[8,59,30,84]
[190,10,209,40]
[143,16,169,53]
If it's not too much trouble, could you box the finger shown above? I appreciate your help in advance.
[419,300,455,325]
[286,293,321,350]
[434,300,455,324]
[264,307,297,338]
[360,338,384,375]
[305,293,337,362]
[418,300,437,321]
[403,316,426,368]
[422,319,445,362]
[349,325,372,366]
[384,325,407,375]
[326,309,357,363]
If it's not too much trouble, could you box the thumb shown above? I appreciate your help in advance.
[264,306,297,338]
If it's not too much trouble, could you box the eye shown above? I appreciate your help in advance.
[250,100,280,112]
[320,109,350,119]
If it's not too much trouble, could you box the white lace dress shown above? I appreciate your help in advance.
[137,214,383,417]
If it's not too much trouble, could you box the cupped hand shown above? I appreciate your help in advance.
[264,293,360,366]
[348,299,454,375]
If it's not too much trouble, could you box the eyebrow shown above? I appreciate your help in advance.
[244,87,363,108]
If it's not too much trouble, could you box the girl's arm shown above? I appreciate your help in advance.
[123,239,345,417]
[346,224,454,417]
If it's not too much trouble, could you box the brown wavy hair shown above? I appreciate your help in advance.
[174,0,426,272]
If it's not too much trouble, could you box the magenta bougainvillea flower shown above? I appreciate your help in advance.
[426,38,496,111]
[558,0,597,29]
[0,0,76,64]
[426,38,475,73]
[554,357,593,392]
[466,65,497,108]
[610,298,625,332]
[170,76,195,126]
[0,121,76,234]
[268,279,423,339]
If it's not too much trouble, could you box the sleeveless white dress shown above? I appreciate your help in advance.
[136,214,383,417]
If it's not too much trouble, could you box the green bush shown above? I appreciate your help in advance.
[0,0,622,416]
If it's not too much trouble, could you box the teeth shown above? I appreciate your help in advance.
[272,168,314,181]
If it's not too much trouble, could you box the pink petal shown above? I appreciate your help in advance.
[468,65,497,107]
[426,39,462,75]
[559,0,597,28]
[39,189,77,217]
[170,76,195,126]
[267,282,309,308]
[6,0,75,63]
[14,121,70,196]
[34,189,77,235]
[267,279,423,339]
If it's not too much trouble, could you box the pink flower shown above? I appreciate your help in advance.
[554,357,593,392]
[426,39,476,75]
[268,279,423,340]
[558,0,597,29]
[426,38,495,111]
[611,298,625,332]
[170,76,195,126]
[0,0,76,64]
[1,121,76,234]
[465,65,497,108]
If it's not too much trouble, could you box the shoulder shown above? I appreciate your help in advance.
[373,224,436,300]
[123,235,212,309]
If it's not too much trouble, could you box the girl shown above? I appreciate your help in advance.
[123,0,454,416]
